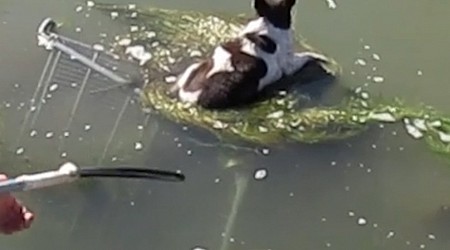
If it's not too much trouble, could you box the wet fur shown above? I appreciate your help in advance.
[171,0,327,109]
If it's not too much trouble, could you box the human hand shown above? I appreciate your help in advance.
[0,174,34,234]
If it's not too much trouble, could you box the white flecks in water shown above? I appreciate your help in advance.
[111,156,118,162]
[191,247,207,250]
[93,44,105,51]
[366,168,372,173]
[371,144,377,149]
[355,59,367,66]
[63,131,70,137]
[214,178,220,183]
[49,83,58,92]
[399,146,405,151]
[164,76,177,83]
[386,231,395,239]
[46,94,52,99]
[61,152,67,158]
[134,142,143,151]
[130,12,138,18]
[45,132,54,139]
[348,211,355,217]
[427,234,436,240]
[404,118,424,139]
[137,125,144,130]
[373,76,384,83]
[125,45,152,66]
[110,12,119,19]
[357,217,367,226]
[350,71,355,75]
[417,70,423,76]
[258,126,269,133]
[118,38,132,46]
[75,27,82,33]
[128,4,136,10]
[325,242,332,248]
[344,186,350,191]
[413,119,427,131]
[373,223,378,228]
[438,131,450,143]
[360,92,369,100]
[84,124,91,131]
[261,148,270,155]
[30,130,37,137]
[420,244,426,249]
[71,82,78,88]
[187,150,193,156]
[16,147,25,155]
[4,102,11,108]
[254,169,268,180]
[14,83,20,88]
[326,0,337,9]
[130,25,139,32]
[289,192,294,197]
[130,201,135,206]
[428,120,442,128]
[87,1,95,7]
[321,217,327,222]
[364,45,371,50]
[368,112,396,122]
[75,5,83,13]
[331,161,337,166]
[372,53,381,61]
[189,50,202,57]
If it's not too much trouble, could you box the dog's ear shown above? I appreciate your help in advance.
[283,0,296,8]
[253,0,271,16]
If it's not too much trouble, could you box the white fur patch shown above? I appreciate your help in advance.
[175,62,202,103]
[206,46,234,78]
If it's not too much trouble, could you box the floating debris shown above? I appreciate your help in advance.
[164,75,177,83]
[86,1,95,7]
[16,147,25,155]
[438,131,450,143]
[111,156,118,162]
[357,217,368,226]
[254,169,268,180]
[360,92,369,100]
[137,125,144,130]
[13,83,20,88]
[355,59,367,66]
[372,53,381,61]
[131,12,138,18]
[368,112,397,122]
[386,231,395,239]
[404,119,424,139]
[93,44,105,51]
[427,234,436,240]
[125,45,152,65]
[110,12,119,19]
[71,82,78,88]
[30,130,37,137]
[49,83,59,92]
[75,27,82,33]
[348,211,355,217]
[412,119,427,131]
[214,178,220,183]
[118,38,132,46]
[45,132,54,138]
[63,131,70,137]
[84,124,92,131]
[261,148,270,155]
[61,152,67,158]
[128,4,136,10]
[75,5,83,13]
[130,25,139,32]
[187,150,193,156]
[373,76,384,83]
[326,0,337,9]
[191,247,207,250]
[417,70,423,76]
[364,45,371,50]
[134,142,143,151]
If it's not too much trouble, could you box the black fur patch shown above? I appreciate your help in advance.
[245,33,277,54]
[254,0,296,29]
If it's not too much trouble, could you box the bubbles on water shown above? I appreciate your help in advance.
[254,169,268,180]
[16,147,24,155]
[357,217,367,226]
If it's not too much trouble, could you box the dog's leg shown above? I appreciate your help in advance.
[284,51,328,75]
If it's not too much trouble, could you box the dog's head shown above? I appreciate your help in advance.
[253,0,295,29]
[253,0,296,29]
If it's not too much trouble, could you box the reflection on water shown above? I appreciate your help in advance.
[1,0,450,249]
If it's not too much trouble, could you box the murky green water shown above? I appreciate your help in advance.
[1,0,450,249]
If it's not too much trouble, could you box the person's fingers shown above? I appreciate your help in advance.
[21,206,34,229]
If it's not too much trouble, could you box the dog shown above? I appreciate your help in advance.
[169,0,327,109]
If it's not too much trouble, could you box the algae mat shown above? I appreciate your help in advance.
[92,3,450,160]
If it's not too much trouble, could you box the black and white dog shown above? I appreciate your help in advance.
[170,0,327,109]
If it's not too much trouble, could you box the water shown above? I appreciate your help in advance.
[1,0,450,249]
